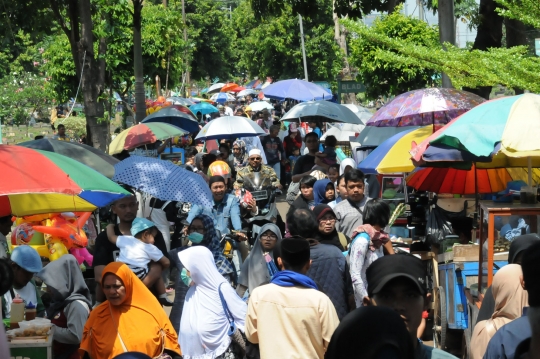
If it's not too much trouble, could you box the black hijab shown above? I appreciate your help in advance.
[325,306,414,359]
[508,234,540,264]
[313,204,345,251]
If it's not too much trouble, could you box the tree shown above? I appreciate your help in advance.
[346,9,440,99]
[133,0,146,123]
[495,0,540,28]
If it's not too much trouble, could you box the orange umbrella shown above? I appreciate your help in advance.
[230,86,246,93]
[220,83,239,92]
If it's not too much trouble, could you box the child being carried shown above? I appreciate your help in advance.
[315,135,338,166]
[106,218,173,306]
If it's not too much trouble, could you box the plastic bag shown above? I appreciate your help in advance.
[426,206,454,244]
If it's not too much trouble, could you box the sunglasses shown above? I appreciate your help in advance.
[250,157,262,161]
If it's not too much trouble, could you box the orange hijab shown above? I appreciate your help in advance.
[79,262,181,359]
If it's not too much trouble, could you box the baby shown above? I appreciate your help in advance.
[315,135,338,166]
[106,218,172,306]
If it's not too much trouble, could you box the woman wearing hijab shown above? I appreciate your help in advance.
[313,179,336,206]
[339,158,357,175]
[325,306,414,359]
[470,264,529,359]
[232,140,248,169]
[38,255,91,359]
[313,204,350,251]
[179,246,247,359]
[237,223,282,298]
[79,262,181,359]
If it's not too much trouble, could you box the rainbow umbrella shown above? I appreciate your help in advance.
[0,146,130,216]
[358,126,433,174]
[109,122,186,155]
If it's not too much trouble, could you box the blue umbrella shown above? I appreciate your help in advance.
[113,156,213,207]
[142,107,199,133]
[262,79,332,102]
[212,92,230,104]
[190,102,219,115]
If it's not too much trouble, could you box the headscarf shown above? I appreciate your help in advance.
[340,158,357,175]
[325,306,414,359]
[470,264,528,359]
[38,254,91,319]
[508,234,540,264]
[79,263,181,359]
[232,139,248,168]
[313,204,344,251]
[179,246,247,359]
[352,224,390,251]
[313,179,334,205]
[194,214,234,276]
[238,223,282,294]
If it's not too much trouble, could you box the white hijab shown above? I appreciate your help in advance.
[179,246,247,359]
[340,158,357,175]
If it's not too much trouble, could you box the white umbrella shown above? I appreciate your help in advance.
[341,104,373,122]
[281,100,362,124]
[237,89,258,97]
[210,92,235,102]
[321,123,366,142]
[195,116,267,140]
[249,101,274,112]
[207,83,225,94]
[354,126,420,146]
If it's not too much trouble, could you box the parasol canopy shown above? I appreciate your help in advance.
[109,122,186,155]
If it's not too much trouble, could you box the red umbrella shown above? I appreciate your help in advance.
[220,83,239,92]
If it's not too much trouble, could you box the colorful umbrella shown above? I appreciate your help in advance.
[195,116,266,140]
[210,92,235,103]
[190,102,219,115]
[354,126,419,147]
[358,126,433,174]
[281,101,362,124]
[142,107,200,133]
[207,83,225,94]
[261,79,331,102]
[18,138,119,178]
[0,146,130,216]
[407,165,540,195]
[366,88,485,128]
[244,79,261,89]
[113,156,213,207]
[230,86,245,93]
[341,104,373,123]
[237,89,258,97]
[109,123,186,155]
[166,97,195,106]
[158,105,197,121]
[220,83,239,92]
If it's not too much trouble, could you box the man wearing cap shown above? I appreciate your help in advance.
[245,106,253,119]
[513,241,540,359]
[246,238,339,359]
[2,246,45,318]
[364,254,457,359]
[234,149,282,190]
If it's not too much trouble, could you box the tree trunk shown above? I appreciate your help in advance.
[464,0,503,99]
[387,0,400,14]
[333,0,357,104]
[133,0,146,123]
[438,0,455,88]
[505,18,527,94]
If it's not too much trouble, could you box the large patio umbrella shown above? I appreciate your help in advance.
[354,126,420,147]
[195,116,266,140]
[341,104,373,123]
[142,107,200,133]
[366,88,485,128]
[18,138,119,178]
[281,101,363,124]
[262,79,331,101]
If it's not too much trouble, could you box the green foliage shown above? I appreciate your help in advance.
[494,0,540,28]
[249,0,390,19]
[41,34,77,102]
[234,0,342,81]
[346,10,440,99]
[58,116,87,137]
[344,13,540,94]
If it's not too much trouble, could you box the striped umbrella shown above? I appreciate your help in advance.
[109,123,186,155]
[0,146,130,216]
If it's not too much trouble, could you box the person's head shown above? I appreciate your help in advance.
[185,147,198,164]
[34,135,44,140]
[313,204,337,236]
[111,194,138,224]
[340,158,357,175]
[209,175,227,202]
[491,263,529,321]
[292,146,300,157]
[255,111,263,119]
[218,105,224,115]
[521,242,540,336]
[102,272,126,306]
[0,215,13,236]
[325,135,337,148]
[288,122,298,135]
[337,175,348,200]
[10,246,42,288]
[187,214,216,248]
[57,124,66,136]
[245,106,252,117]
[218,143,230,159]
[286,209,319,239]
[308,121,319,129]
[235,108,245,116]
[262,108,270,117]
[325,306,415,359]
[202,153,217,170]
[363,199,391,230]
[364,254,430,342]
[277,237,311,274]
[258,223,282,252]
[304,132,319,153]
[313,179,335,205]
[508,234,540,264]
[345,169,365,202]
[248,149,263,169]
[299,175,317,200]
[131,218,158,245]
[328,164,339,184]
[269,125,280,138]
[232,139,246,158]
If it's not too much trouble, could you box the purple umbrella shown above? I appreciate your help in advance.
[366,88,485,128]
[262,79,331,102]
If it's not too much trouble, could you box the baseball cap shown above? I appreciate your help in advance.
[522,241,540,306]
[245,106,252,112]
[11,246,42,273]
[280,238,310,267]
[289,123,298,132]
[366,254,427,297]
[217,105,224,109]
[131,218,156,236]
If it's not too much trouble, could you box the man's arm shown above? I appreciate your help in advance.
[245,291,259,344]
[320,296,340,351]
[185,204,202,224]
[106,224,119,244]
[230,197,243,231]
[291,156,311,183]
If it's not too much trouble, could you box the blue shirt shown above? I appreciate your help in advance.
[312,127,324,152]
[483,309,531,359]
[186,193,242,235]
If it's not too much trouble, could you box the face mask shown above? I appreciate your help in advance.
[188,232,205,244]
[180,268,192,287]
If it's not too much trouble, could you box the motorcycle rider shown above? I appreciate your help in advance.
[234,149,282,190]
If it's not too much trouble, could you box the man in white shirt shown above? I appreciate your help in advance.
[224,102,234,116]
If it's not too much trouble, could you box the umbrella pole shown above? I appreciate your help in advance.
[473,162,478,243]
[528,156,533,187]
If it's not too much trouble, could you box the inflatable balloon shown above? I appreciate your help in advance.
[32,212,91,249]
[11,223,35,245]
[70,247,94,267]
[48,241,69,262]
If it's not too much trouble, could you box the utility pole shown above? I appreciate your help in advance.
[182,0,190,97]
[438,0,455,88]
[418,0,424,21]
[299,14,308,81]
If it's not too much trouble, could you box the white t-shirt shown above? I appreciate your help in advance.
[224,107,234,116]
[116,235,163,268]
[3,282,38,318]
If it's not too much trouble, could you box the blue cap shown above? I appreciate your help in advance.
[130,218,156,236]
[11,246,42,273]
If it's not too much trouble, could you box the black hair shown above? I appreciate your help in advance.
[329,164,340,173]
[292,146,300,153]
[202,153,217,168]
[337,174,346,185]
[363,198,391,228]
[286,209,319,239]
[325,135,337,147]
[344,169,365,185]
[219,143,230,152]
[34,135,44,140]
[209,175,226,187]
[300,175,317,188]
[0,216,12,224]
[305,132,319,142]
[185,146,198,158]
[57,124,65,129]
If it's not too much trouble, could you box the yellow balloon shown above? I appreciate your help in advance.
[48,240,69,262]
